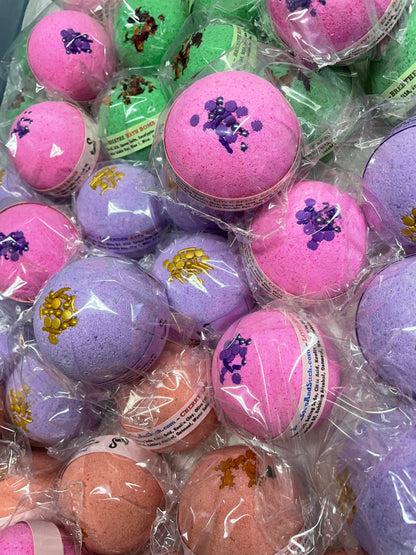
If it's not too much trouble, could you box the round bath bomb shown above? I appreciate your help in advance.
[178,445,304,555]
[211,308,341,440]
[7,102,100,196]
[33,255,169,384]
[362,117,416,250]
[114,0,188,68]
[152,233,253,339]
[76,163,166,257]
[27,10,115,102]
[5,354,100,447]
[98,71,169,161]
[164,23,257,91]
[164,71,301,211]
[243,180,367,300]
[355,256,416,396]
[0,203,80,304]
[58,435,164,554]
[0,521,77,554]
[116,342,217,452]
[265,0,403,64]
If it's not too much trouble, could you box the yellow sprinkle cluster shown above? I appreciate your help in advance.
[401,209,416,242]
[39,287,77,345]
[163,247,213,285]
[215,449,260,489]
[8,383,32,432]
[90,167,125,195]
[0,169,4,188]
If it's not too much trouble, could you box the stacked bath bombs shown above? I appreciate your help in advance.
[1,0,416,552]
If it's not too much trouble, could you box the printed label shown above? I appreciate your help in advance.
[381,60,416,99]
[282,316,329,438]
[227,25,258,69]
[303,130,334,161]
[28,521,64,555]
[69,435,153,465]
[103,115,160,158]
[87,226,161,253]
[134,391,212,450]
[240,241,283,299]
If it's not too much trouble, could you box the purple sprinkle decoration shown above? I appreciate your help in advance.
[236,106,248,117]
[225,100,237,112]
[190,114,200,127]
[61,29,93,55]
[205,100,216,111]
[0,231,29,261]
[251,120,263,132]
[219,333,252,385]
[296,198,342,250]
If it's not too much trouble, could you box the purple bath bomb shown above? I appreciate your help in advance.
[363,117,416,251]
[152,233,253,338]
[33,256,170,384]
[5,354,100,447]
[76,163,166,257]
[355,256,416,396]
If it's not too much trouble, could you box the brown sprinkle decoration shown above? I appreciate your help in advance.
[215,449,262,489]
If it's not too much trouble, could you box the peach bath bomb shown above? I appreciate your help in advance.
[242,180,367,300]
[0,521,77,554]
[27,10,115,102]
[163,70,301,211]
[7,102,100,196]
[0,202,80,303]
[178,444,304,555]
[58,435,164,554]
[116,342,217,452]
[212,308,341,441]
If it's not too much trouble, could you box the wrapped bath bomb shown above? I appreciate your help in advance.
[265,0,406,65]
[0,521,77,554]
[114,0,188,68]
[76,162,166,257]
[212,308,341,441]
[163,70,301,211]
[362,117,416,250]
[0,202,80,304]
[27,10,115,102]
[116,342,217,452]
[5,354,100,447]
[58,435,165,554]
[98,71,169,161]
[7,102,100,196]
[33,255,169,384]
[178,444,304,555]
[242,180,367,300]
[355,256,416,396]
[152,233,253,339]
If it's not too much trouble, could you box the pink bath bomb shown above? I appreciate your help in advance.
[7,102,100,195]
[164,71,301,211]
[58,435,164,554]
[116,342,217,453]
[27,10,115,102]
[266,0,401,64]
[0,521,76,554]
[243,180,367,300]
[0,203,80,303]
[178,445,304,555]
[211,308,341,441]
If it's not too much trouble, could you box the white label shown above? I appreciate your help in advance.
[28,521,64,555]
[381,60,416,99]
[69,435,154,465]
[134,392,212,450]
[240,241,283,299]
[103,116,160,158]
[282,316,329,438]
[227,25,258,69]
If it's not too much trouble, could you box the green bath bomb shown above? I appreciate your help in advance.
[114,0,188,68]
[98,72,169,161]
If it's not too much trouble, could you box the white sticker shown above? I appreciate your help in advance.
[134,392,212,450]
[381,60,416,100]
[28,521,65,555]
[102,116,160,158]
[227,25,258,69]
[69,435,153,465]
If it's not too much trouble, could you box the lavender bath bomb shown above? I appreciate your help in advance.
[33,256,170,384]
[76,163,166,257]
[355,256,416,396]
[152,233,253,338]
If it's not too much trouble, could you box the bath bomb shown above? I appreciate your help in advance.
[76,163,166,257]
[362,117,416,250]
[0,521,77,555]
[7,102,100,196]
[265,0,403,64]
[114,0,188,68]
[164,23,257,91]
[0,202,80,304]
[243,180,367,300]
[178,445,304,555]
[5,354,100,447]
[152,233,253,339]
[33,256,169,384]
[355,256,416,396]
[116,342,217,452]
[58,435,164,554]
[27,10,115,102]
[98,72,169,161]
[164,71,301,211]
[211,308,341,440]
